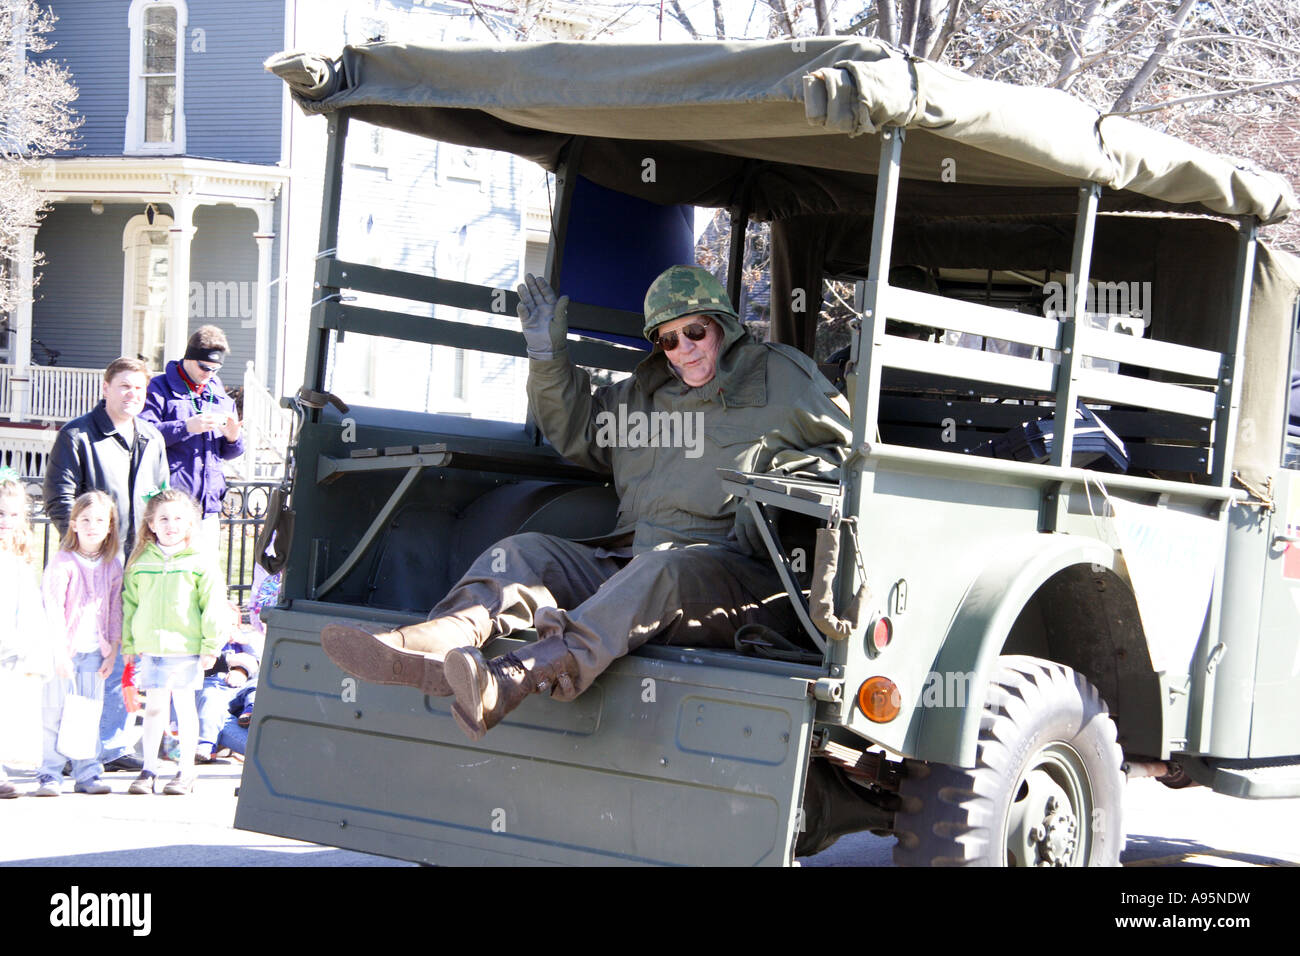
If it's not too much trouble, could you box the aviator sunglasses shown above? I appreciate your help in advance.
[653,320,712,352]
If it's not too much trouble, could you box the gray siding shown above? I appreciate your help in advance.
[31,203,130,371]
[186,0,284,163]
[189,204,259,376]
[42,1,129,157]
[31,202,272,383]
[40,0,284,162]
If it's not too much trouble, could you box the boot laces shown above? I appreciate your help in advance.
[491,652,529,685]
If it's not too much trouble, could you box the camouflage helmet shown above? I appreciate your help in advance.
[643,265,739,340]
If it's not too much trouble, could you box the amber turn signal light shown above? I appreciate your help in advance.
[858,676,901,723]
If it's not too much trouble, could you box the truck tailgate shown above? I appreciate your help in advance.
[234,604,819,866]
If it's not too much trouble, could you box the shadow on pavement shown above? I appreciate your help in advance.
[6,845,414,867]
[1123,833,1293,867]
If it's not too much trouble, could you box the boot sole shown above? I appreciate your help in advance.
[444,649,489,741]
[321,624,453,697]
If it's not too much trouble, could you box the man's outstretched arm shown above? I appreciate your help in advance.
[519,274,620,475]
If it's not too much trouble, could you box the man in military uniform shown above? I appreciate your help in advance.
[322,265,852,740]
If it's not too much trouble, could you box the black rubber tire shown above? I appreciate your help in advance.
[892,655,1125,867]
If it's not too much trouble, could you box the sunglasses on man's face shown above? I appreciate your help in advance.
[196,362,221,374]
[653,321,711,352]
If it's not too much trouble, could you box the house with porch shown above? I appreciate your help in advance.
[1,0,585,483]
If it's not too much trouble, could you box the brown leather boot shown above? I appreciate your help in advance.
[443,636,579,741]
[320,619,474,696]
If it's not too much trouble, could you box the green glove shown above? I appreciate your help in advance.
[516,274,569,360]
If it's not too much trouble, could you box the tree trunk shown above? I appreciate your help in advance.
[878,0,899,46]
[899,0,918,50]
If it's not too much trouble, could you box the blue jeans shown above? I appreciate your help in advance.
[198,678,254,756]
[98,647,134,764]
[197,675,237,751]
[41,652,106,783]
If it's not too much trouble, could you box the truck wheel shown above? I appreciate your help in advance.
[892,655,1124,867]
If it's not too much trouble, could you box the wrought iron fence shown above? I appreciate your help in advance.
[23,479,277,606]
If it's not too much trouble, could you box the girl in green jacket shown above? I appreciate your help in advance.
[122,489,226,795]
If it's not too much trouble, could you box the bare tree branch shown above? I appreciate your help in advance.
[1172,33,1300,58]
[967,18,1037,74]
[0,0,80,315]
[1105,76,1300,117]
[929,0,989,61]
[1111,0,1197,113]
[667,0,701,39]
[764,0,796,37]
[712,0,727,39]
[465,0,502,40]
[840,10,879,37]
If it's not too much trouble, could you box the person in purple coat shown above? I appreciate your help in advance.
[139,325,244,555]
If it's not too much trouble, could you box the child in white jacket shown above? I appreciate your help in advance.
[0,472,49,798]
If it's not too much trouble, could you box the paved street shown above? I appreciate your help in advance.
[0,759,410,867]
[800,777,1300,867]
[1,759,1295,867]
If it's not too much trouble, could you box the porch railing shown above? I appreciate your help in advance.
[0,364,104,424]
[0,425,57,478]
[239,361,293,480]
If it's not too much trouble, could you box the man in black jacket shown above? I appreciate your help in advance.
[42,356,168,773]
[43,357,168,553]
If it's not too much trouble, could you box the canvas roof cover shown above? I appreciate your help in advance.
[267,37,1295,225]
[267,38,1300,488]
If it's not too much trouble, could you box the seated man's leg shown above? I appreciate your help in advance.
[444,546,795,739]
[322,532,622,696]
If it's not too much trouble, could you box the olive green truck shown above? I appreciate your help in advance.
[234,38,1300,866]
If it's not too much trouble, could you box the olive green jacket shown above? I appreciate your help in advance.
[527,311,852,554]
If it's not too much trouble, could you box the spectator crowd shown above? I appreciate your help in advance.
[0,328,272,798]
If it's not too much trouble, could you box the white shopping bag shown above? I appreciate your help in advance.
[0,672,43,767]
[56,689,103,761]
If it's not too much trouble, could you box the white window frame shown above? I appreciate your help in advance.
[125,0,187,154]
[121,212,174,368]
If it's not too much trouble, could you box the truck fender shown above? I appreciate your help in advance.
[912,533,1120,768]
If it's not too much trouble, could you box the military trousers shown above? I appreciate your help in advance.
[426,531,798,699]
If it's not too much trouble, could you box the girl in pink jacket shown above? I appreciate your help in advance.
[34,491,123,796]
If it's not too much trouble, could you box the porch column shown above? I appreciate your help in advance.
[166,197,196,364]
[253,201,275,383]
[9,223,38,422]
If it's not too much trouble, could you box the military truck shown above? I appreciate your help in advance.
[234,38,1300,866]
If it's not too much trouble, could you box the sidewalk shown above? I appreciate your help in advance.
[0,759,412,867]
